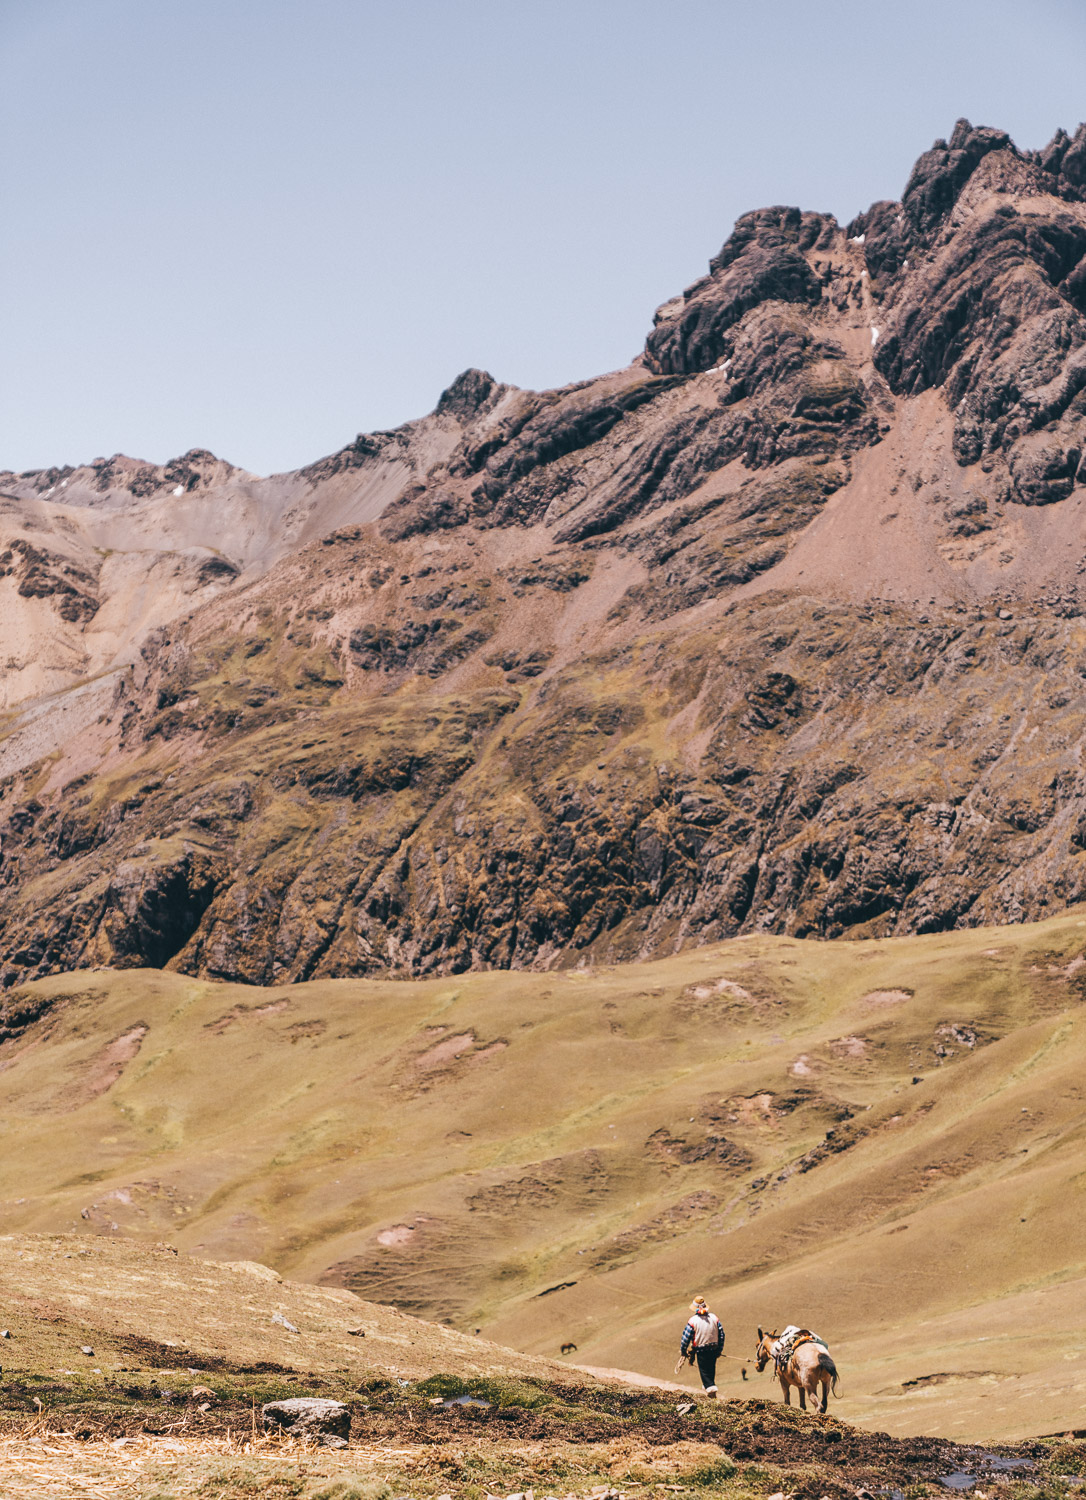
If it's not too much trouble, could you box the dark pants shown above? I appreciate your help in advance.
[695,1347,719,1390]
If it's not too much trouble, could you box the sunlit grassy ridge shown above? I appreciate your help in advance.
[2,909,1085,1440]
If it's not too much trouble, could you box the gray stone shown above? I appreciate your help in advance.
[261,1397,350,1447]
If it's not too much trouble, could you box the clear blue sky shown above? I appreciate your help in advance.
[4,0,1085,476]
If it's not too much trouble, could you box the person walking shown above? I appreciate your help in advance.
[679,1295,725,1397]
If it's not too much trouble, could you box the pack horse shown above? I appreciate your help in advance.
[755,1325,841,1412]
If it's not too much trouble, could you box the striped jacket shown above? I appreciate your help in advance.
[680,1311,724,1356]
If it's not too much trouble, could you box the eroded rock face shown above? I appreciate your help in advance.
[873,195,1086,503]
[7,118,1086,982]
[0,540,99,622]
[838,117,1086,508]
[645,208,833,377]
[900,119,1014,237]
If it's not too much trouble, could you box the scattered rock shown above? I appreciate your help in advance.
[261,1396,350,1447]
[271,1311,299,1332]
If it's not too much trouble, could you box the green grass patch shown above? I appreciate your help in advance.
[413,1372,553,1409]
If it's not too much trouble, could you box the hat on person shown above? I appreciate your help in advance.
[689,1296,707,1313]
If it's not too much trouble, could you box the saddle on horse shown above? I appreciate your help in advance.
[774,1325,828,1373]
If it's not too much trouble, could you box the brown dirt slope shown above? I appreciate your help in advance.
[0,1231,571,1386]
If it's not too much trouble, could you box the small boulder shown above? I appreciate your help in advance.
[261,1396,350,1447]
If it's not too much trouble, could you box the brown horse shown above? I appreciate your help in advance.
[755,1327,840,1413]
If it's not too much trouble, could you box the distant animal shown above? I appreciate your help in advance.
[560,1342,578,1355]
[755,1326,840,1413]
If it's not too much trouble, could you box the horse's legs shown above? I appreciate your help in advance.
[820,1378,829,1414]
[798,1386,807,1411]
[779,1375,791,1404]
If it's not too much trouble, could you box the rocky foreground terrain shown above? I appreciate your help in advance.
[2,1238,1076,1500]
[8,119,1086,981]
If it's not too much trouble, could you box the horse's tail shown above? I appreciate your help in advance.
[820,1353,842,1399]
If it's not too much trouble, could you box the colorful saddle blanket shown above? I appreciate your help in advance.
[775,1325,828,1369]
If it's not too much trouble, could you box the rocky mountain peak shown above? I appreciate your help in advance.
[901,118,1014,235]
[1036,121,1086,192]
[643,206,833,377]
[11,121,1086,984]
[0,448,241,508]
[434,368,505,422]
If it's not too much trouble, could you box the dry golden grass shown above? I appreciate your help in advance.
[2,911,1086,1440]
[0,1427,762,1500]
[0,1430,325,1500]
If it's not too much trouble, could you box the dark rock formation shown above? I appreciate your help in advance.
[874,190,1086,503]
[901,118,1014,237]
[435,367,504,421]
[645,208,834,377]
[0,540,99,621]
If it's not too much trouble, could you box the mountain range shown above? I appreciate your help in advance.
[4,119,1086,1447]
[5,117,1086,985]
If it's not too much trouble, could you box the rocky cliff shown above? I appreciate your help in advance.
[6,118,1086,985]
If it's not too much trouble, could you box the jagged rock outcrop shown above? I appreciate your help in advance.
[0,539,99,621]
[645,207,834,376]
[7,118,1086,983]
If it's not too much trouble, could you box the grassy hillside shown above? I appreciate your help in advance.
[2,911,1086,1440]
[0,1238,1079,1500]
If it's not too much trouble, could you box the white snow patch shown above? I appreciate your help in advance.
[870,327,880,347]
[850,233,866,245]
[172,485,184,496]
[60,478,67,486]
[43,486,54,496]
